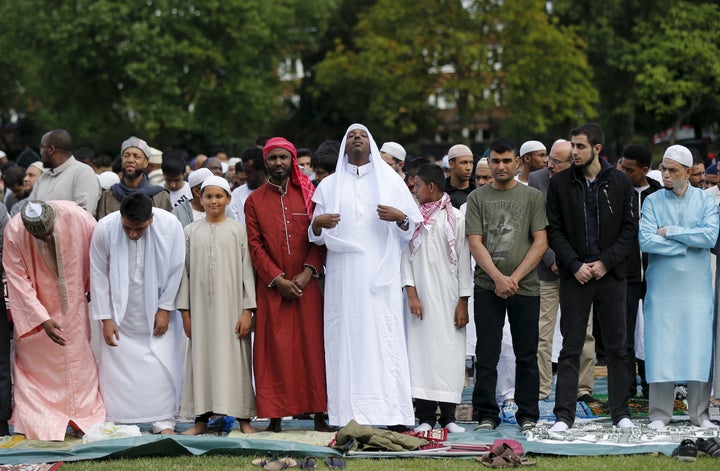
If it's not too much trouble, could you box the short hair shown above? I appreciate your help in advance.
[256,136,270,148]
[488,138,516,156]
[235,161,244,173]
[74,146,95,164]
[162,153,187,176]
[690,148,704,166]
[404,157,430,176]
[3,165,25,188]
[240,147,265,171]
[211,147,228,158]
[621,144,652,168]
[312,140,340,172]
[111,156,122,173]
[119,193,153,223]
[297,147,313,159]
[415,163,446,192]
[571,122,605,147]
[93,154,113,169]
[44,129,73,153]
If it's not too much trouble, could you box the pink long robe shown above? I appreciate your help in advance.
[4,200,105,440]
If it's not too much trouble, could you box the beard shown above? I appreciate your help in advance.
[573,150,597,170]
[122,168,144,180]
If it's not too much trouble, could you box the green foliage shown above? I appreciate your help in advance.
[0,0,336,152]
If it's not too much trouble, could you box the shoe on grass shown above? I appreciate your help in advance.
[696,437,720,458]
[672,439,697,462]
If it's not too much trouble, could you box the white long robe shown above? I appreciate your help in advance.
[176,218,257,419]
[402,206,472,403]
[310,164,421,426]
[90,209,185,423]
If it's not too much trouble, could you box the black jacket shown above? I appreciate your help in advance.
[627,178,662,283]
[546,160,638,280]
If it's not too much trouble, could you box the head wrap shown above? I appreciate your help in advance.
[148,146,163,165]
[380,142,406,162]
[188,168,213,188]
[121,136,151,160]
[263,137,315,218]
[519,140,546,157]
[447,144,472,160]
[201,175,231,195]
[663,145,693,168]
[21,201,55,237]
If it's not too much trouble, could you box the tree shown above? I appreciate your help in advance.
[633,1,720,143]
[0,0,335,153]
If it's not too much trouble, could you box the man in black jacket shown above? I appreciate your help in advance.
[547,123,637,432]
[619,144,662,400]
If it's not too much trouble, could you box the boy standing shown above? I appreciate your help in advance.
[177,176,257,434]
[403,164,472,433]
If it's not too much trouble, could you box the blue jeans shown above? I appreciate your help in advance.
[472,287,540,426]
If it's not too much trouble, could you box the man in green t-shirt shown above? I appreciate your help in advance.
[465,137,548,433]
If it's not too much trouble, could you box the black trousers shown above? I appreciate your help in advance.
[472,287,540,427]
[554,275,632,425]
[625,281,648,398]
[415,399,457,427]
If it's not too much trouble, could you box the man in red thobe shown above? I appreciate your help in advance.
[245,137,330,432]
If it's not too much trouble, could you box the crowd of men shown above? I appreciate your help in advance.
[0,122,718,441]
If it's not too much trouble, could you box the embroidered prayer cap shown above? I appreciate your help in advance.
[663,145,693,168]
[201,175,231,194]
[121,136,151,160]
[20,201,55,237]
[380,142,406,162]
[447,144,472,160]
[519,140,546,157]
[263,136,315,218]
[476,157,490,170]
[188,168,213,189]
[148,146,163,165]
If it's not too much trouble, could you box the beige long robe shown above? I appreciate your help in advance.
[176,218,257,418]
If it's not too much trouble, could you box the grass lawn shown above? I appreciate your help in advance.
[60,453,720,470]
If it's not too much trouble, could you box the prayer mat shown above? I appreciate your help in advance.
[586,397,687,417]
[0,463,62,471]
[228,430,335,447]
[526,417,720,446]
[500,400,594,424]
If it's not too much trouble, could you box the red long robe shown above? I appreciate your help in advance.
[245,182,327,418]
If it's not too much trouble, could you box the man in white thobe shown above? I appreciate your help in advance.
[90,193,185,433]
[309,123,421,428]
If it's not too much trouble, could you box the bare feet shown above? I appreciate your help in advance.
[181,422,208,435]
[159,428,175,434]
[266,418,282,433]
[313,414,337,432]
[239,419,258,434]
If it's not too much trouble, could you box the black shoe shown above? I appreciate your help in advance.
[696,437,720,457]
[0,420,8,436]
[577,394,598,403]
[672,439,697,461]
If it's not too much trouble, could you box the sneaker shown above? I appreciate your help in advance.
[672,439,697,462]
[696,437,720,457]
[414,423,432,433]
[474,419,496,431]
[520,421,536,433]
[577,394,597,403]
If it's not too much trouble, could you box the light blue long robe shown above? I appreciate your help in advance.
[639,185,719,383]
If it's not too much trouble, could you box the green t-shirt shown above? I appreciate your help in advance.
[465,183,547,296]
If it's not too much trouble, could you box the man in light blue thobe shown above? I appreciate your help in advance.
[639,145,719,429]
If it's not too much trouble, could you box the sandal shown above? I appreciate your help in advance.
[252,453,279,467]
[263,457,297,470]
[697,437,720,458]
[297,457,319,469]
[324,456,346,469]
[475,443,536,468]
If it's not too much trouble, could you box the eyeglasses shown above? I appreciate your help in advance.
[548,157,572,166]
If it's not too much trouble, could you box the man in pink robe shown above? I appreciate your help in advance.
[3,200,105,440]
[245,137,330,432]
